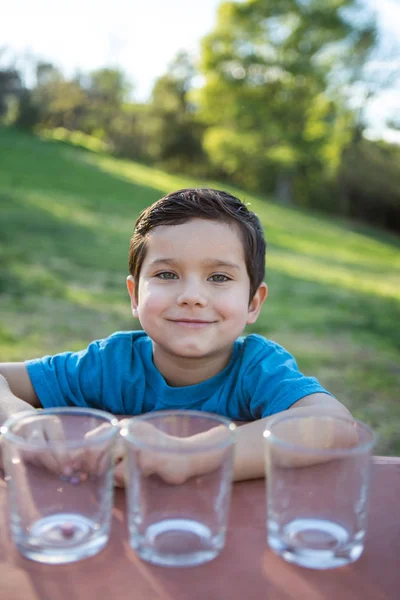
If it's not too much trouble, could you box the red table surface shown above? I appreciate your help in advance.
[0,457,399,600]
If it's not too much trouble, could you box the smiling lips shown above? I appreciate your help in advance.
[167,319,216,328]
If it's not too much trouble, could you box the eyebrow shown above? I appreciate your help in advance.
[148,258,240,270]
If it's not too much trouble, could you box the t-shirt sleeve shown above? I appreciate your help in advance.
[25,340,106,410]
[242,337,332,419]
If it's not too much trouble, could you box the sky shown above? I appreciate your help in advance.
[1,0,399,141]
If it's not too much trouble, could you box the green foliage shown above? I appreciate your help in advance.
[145,52,207,174]
[0,127,399,454]
[338,139,400,231]
[28,64,88,131]
[203,127,271,190]
[82,68,131,136]
[0,60,24,119]
[198,0,376,203]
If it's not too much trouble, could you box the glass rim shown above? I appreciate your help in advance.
[0,407,119,450]
[120,409,236,453]
[263,413,377,457]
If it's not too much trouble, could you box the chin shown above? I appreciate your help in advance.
[168,344,209,358]
[175,348,206,357]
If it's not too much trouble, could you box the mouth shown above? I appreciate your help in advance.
[167,319,216,328]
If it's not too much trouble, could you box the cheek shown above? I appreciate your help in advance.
[215,292,249,319]
[138,286,170,316]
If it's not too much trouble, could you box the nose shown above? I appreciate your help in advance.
[176,277,208,307]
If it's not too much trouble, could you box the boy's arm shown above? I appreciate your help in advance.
[114,393,354,487]
[0,364,41,423]
[233,393,353,481]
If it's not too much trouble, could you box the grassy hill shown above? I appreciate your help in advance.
[1,126,399,454]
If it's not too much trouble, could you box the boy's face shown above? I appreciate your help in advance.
[127,218,267,372]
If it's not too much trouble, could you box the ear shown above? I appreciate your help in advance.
[126,275,139,318]
[247,282,268,325]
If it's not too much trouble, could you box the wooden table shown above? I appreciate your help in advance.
[0,457,399,600]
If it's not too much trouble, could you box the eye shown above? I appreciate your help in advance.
[155,271,178,280]
[208,274,232,283]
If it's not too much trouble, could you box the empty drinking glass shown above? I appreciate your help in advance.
[121,410,235,567]
[264,414,376,569]
[1,408,119,564]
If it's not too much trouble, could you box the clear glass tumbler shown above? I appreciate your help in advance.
[121,410,235,567]
[264,414,376,569]
[1,408,119,564]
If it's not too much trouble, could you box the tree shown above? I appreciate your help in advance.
[339,139,400,232]
[28,63,87,130]
[83,68,131,137]
[198,0,376,205]
[0,49,24,121]
[146,51,207,173]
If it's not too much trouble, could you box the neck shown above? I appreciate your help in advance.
[152,345,233,387]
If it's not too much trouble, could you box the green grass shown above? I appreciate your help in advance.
[1,126,399,455]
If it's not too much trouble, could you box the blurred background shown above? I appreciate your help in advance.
[0,0,399,454]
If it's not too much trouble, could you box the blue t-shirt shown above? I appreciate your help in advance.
[25,331,330,420]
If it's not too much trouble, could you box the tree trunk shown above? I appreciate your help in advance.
[275,171,293,204]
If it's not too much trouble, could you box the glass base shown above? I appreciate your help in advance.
[130,518,223,567]
[14,513,108,564]
[269,518,364,569]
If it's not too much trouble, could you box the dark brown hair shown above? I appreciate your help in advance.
[129,188,266,300]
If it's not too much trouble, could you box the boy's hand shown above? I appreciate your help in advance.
[1,412,65,472]
[1,413,112,478]
[114,420,192,486]
[114,419,230,487]
[0,374,35,420]
[0,375,37,470]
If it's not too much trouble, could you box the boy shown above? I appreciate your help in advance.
[0,188,352,483]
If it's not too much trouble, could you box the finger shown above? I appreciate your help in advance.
[84,422,112,441]
[84,422,119,476]
[114,460,126,487]
[113,435,124,463]
[91,445,115,478]
[26,427,62,473]
[123,421,164,445]
[119,421,160,478]
[138,450,158,477]
[159,457,190,485]
[42,416,70,472]
[137,450,189,484]
[19,414,66,473]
